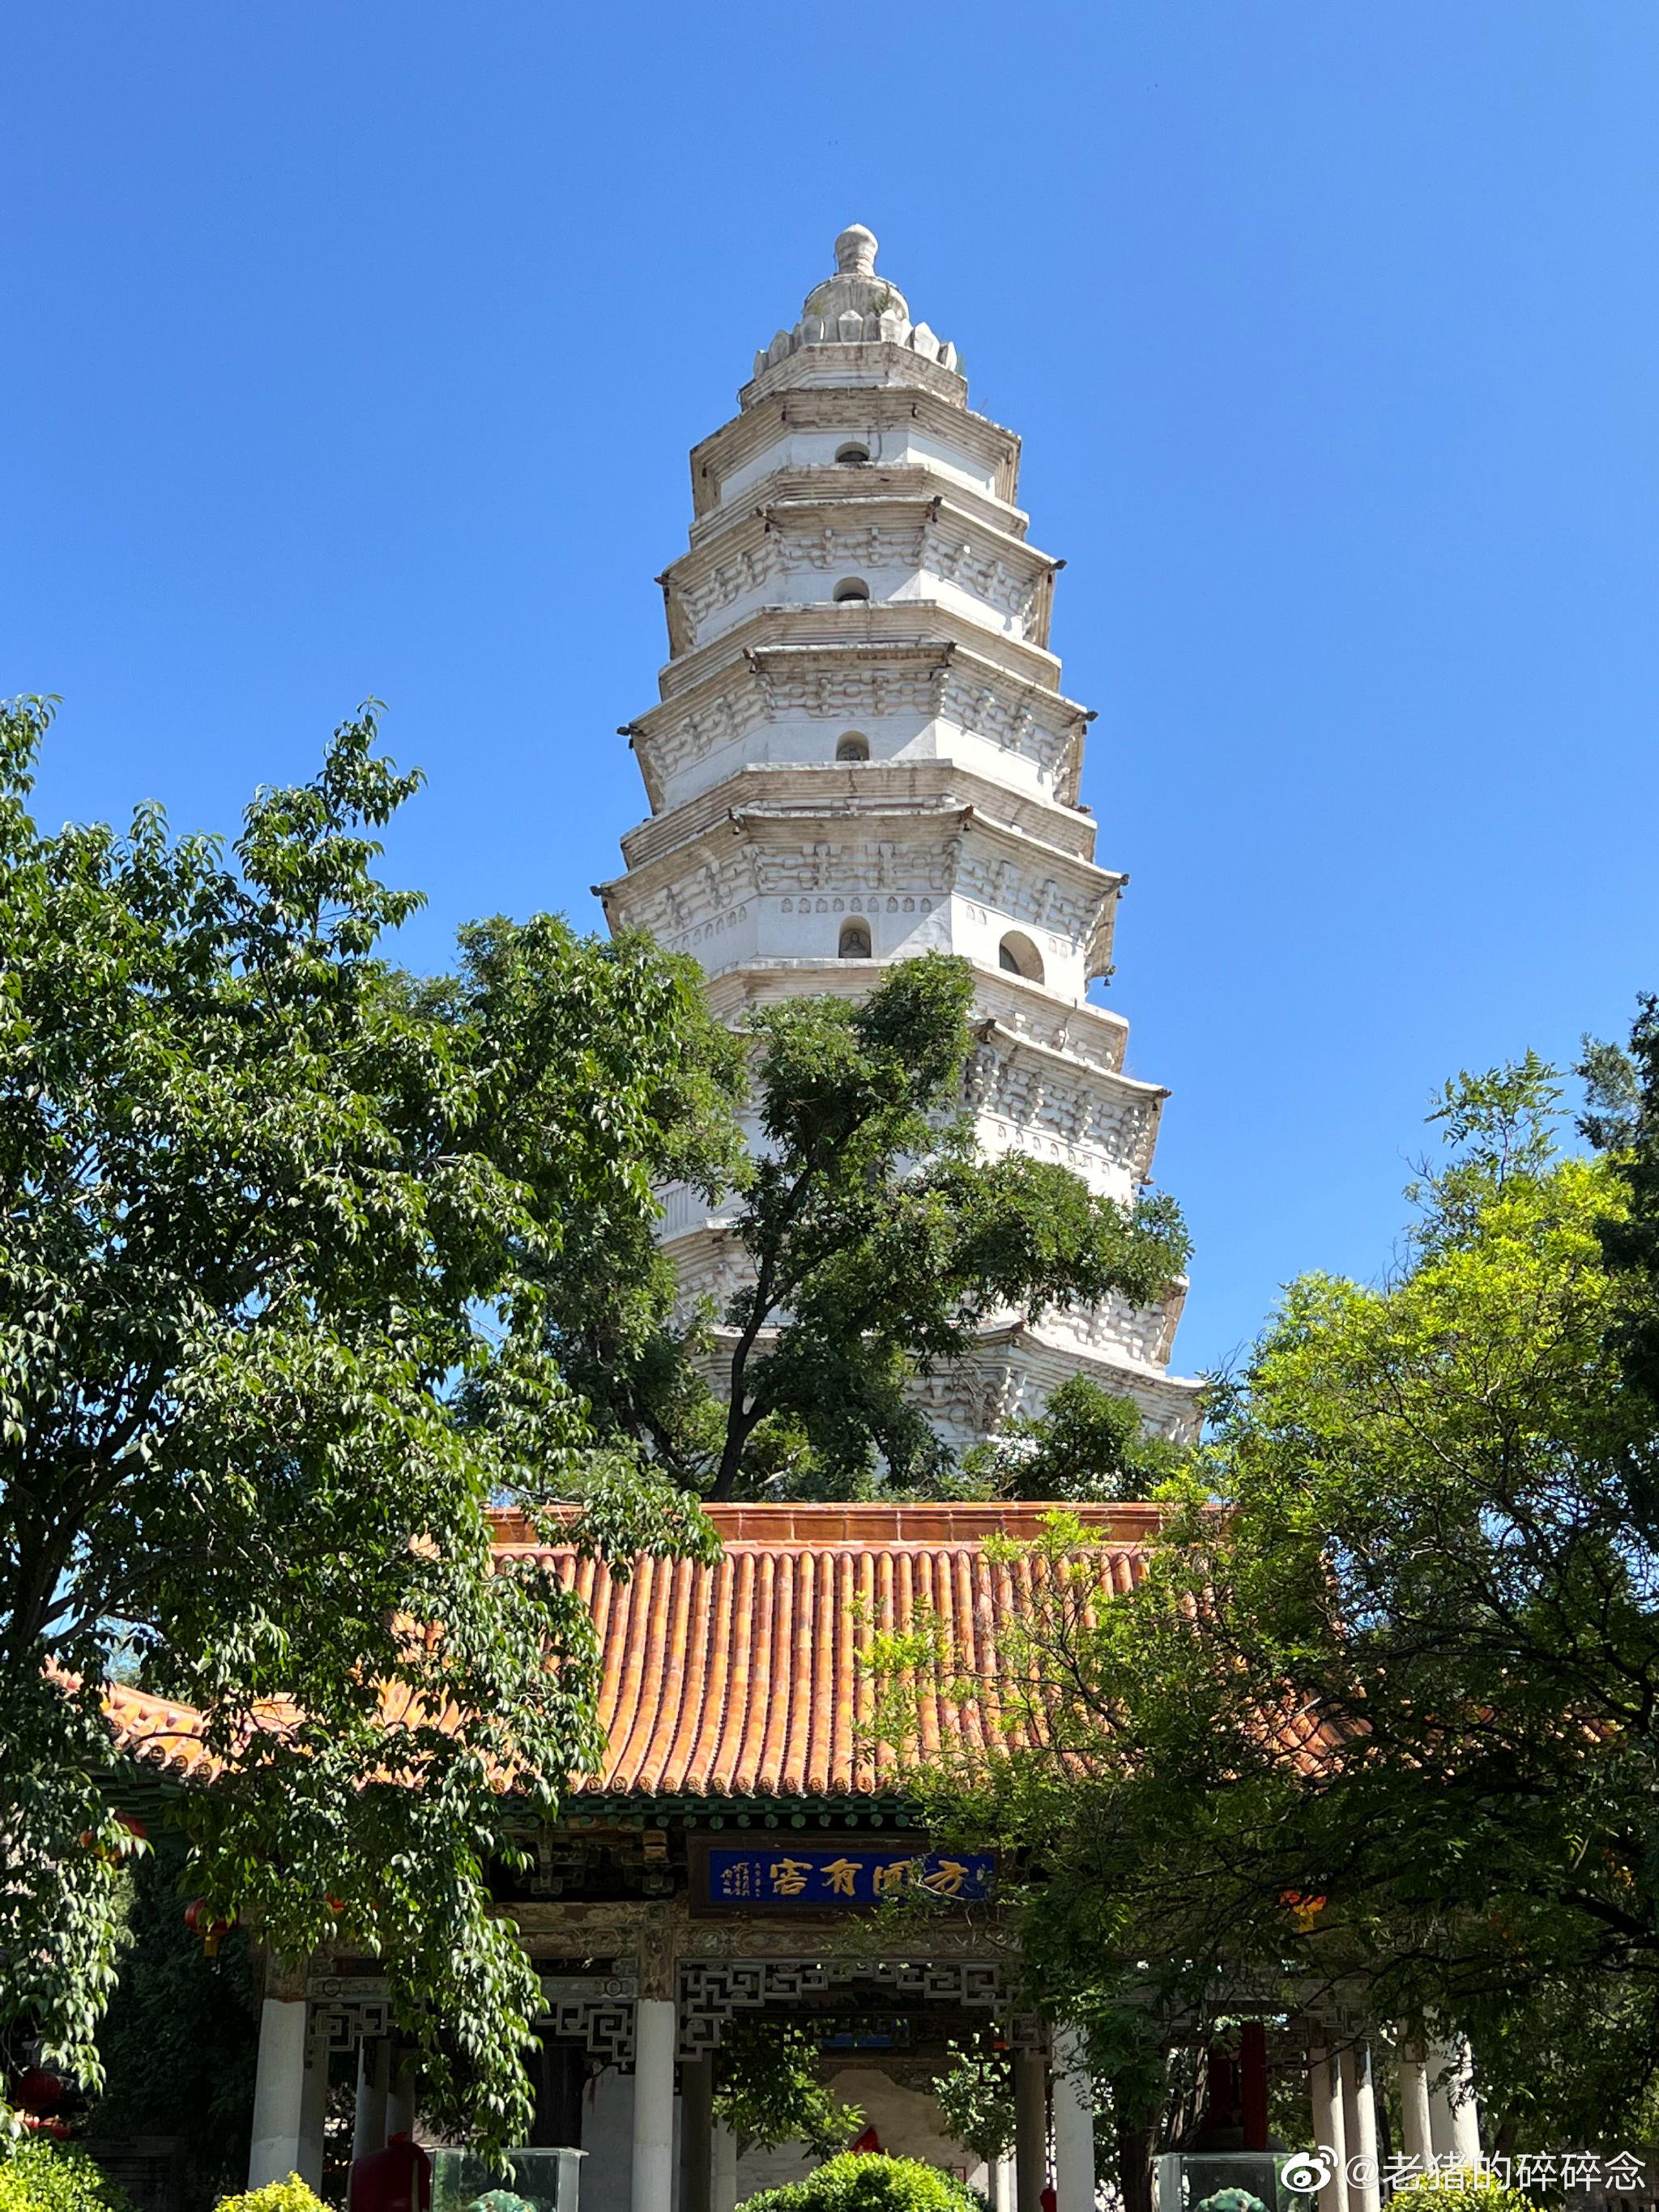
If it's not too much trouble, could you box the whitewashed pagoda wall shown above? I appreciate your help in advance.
[603,226,1199,1447]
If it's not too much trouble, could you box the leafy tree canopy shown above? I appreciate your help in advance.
[541,953,1191,1501]
[928,2034,1015,2163]
[0,697,740,2151]
[882,1024,1659,2150]
[710,2017,864,2156]
[960,1373,1186,1503]
[1,689,1190,2150]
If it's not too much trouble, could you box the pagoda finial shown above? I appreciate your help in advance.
[747,224,961,390]
[834,224,878,277]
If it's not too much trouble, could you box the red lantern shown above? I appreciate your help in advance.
[1280,1890,1328,1933]
[14,2069,65,2115]
[350,2133,432,2212]
[79,1813,147,1865]
[184,1896,235,1958]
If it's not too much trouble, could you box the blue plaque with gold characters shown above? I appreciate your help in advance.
[690,1837,994,1914]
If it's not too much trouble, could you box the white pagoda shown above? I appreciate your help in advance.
[601,225,1197,1449]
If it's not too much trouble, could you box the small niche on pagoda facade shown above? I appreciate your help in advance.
[836,731,870,762]
[833,576,871,603]
[838,918,873,960]
[998,931,1044,982]
[835,441,871,465]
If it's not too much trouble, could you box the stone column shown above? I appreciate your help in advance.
[1013,2048,1048,2212]
[1396,2041,1432,2169]
[297,2031,328,2195]
[1051,2028,1095,2212]
[1452,2041,1482,2166]
[992,2154,1016,2212]
[1426,2036,1481,2167]
[249,1997,310,2187]
[1339,2045,1380,2212]
[712,2121,739,2212]
[1239,2023,1269,2155]
[632,1999,678,2212]
[1307,2042,1347,2212]
[354,2038,390,2163]
[681,2056,714,2212]
[387,2051,416,2140]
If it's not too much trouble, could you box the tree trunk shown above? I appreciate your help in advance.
[1116,2122,1155,2212]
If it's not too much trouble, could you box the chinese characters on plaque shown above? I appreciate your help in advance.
[702,1844,994,1911]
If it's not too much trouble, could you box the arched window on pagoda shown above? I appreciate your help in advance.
[998,931,1043,982]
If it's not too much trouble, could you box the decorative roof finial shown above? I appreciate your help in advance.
[834,224,878,277]
[747,224,960,390]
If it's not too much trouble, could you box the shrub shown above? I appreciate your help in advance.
[1387,2176,1528,2212]
[213,2180,330,2212]
[0,2141,134,2212]
[736,2152,985,2212]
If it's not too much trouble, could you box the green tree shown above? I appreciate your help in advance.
[711,2018,864,2156]
[883,1038,1659,2150]
[543,954,1190,1501]
[0,697,740,2150]
[928,2035,1014,2163]
[961,1373,1186,1502]
[1584,991,1659,1403]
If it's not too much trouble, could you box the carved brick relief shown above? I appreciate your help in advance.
[638,683,770,787]
[644,658,1079,794]
[940,672,1073,778]
[679,522,932,640]
[962,1046,1155,1175]
[754,659,942,723]
[923,526,1042,633]
[957,859,1100,940]
[613,847,756,954]
[761,836,951,900]
[1038,1292,1176,1369]
[675,510,1047,650]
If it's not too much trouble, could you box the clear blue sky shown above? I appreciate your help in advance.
[6,4,1657,1379]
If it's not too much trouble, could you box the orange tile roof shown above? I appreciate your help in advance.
[100,1679,233,1784]
[99,1502,1159,1806]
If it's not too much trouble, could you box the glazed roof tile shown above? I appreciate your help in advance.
[97,1502,1158,1805]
